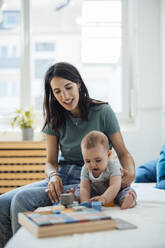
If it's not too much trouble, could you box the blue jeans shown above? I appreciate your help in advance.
[0,164,81,248]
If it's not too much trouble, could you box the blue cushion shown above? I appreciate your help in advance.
[155,180,165,189]
[134,160,157,183]
[155,142,165,189]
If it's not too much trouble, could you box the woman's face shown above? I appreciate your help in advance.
[50,77,81,117]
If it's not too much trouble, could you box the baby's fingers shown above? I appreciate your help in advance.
[89,196,99,202]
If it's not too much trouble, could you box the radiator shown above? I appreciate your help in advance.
[0,141,47,194]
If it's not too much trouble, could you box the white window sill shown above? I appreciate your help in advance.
[0,119,138,141]
[0,127,44,141]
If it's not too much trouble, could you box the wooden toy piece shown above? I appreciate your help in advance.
[91,201,102,211]
[104,200,114,207]
[67,201,79,208]
[80,201,90,208]
[60,193,74,207]
[72,205,87,211]
[53,201,60,206]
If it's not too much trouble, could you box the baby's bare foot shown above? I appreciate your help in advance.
[120,190,136,210]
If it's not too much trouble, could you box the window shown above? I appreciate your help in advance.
[82,1,121,64]
[0,1,20,117]
[81,0,122,113]
[35,42,55,52]
[0,81,7,97]
[3,10,20,29]
[31,36,57,111]
[0,0,133,130]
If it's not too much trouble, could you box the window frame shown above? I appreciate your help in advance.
[0,0,136,131]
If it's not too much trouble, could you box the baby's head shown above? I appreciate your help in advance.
[81,131,112,176]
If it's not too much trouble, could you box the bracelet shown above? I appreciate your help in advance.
[48,171,59,179]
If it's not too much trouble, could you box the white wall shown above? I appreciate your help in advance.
[122,0,163,166]
[161,0,165,143]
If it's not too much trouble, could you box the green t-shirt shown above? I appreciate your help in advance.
[42,104,120,162]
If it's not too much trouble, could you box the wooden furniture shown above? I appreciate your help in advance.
[0,141,47,194]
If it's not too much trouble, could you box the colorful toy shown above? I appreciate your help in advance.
[91,201,102,211]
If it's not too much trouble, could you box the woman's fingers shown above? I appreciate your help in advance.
[56,177,63,197]
[46,176,63,203]
[121,176,130,188]
[52,182,59,201]
[120,168,129,187]
[120,167,135,188]
[120,168,128,176]
[47,189,56,203]
[46,185,58,203]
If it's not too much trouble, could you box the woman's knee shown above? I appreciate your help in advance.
[10,189,30,214]
[0,195,13,246]
[10,188,49,234]
[11,187,51,215]
[0,191,15,216]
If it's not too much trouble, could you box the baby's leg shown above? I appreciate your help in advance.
[120,190,136,209]
[115,186,137,210]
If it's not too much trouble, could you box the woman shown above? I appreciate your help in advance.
[0,62,136,248]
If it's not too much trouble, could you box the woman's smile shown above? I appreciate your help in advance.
[63,98,74,106]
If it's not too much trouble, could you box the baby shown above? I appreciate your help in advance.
[79,130,122,206]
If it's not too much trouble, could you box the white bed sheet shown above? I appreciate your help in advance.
[5,183,165,248]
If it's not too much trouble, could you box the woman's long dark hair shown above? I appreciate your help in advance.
[43,62,106,131]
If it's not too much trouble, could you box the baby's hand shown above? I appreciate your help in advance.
[65,188,78,201]
[65,187,74,194]
[89,195,106,206]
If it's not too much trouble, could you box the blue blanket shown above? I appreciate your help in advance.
[135,160,157,183]
[135,142,165,189]
[156,142,165,189]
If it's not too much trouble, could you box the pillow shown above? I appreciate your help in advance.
[155,142,165,189]
[155,180,165,189]
[134,160,157,183]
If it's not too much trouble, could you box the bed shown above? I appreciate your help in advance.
[5,183,165,248]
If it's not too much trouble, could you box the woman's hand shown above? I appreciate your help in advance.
[120,167,135,188]
[46,175,63,203]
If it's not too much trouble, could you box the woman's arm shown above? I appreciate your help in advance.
[45,134,59,175]
[109,131,135,188]
[80,180,91,203]
[90,175,121,205]
[45,134,63,203]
